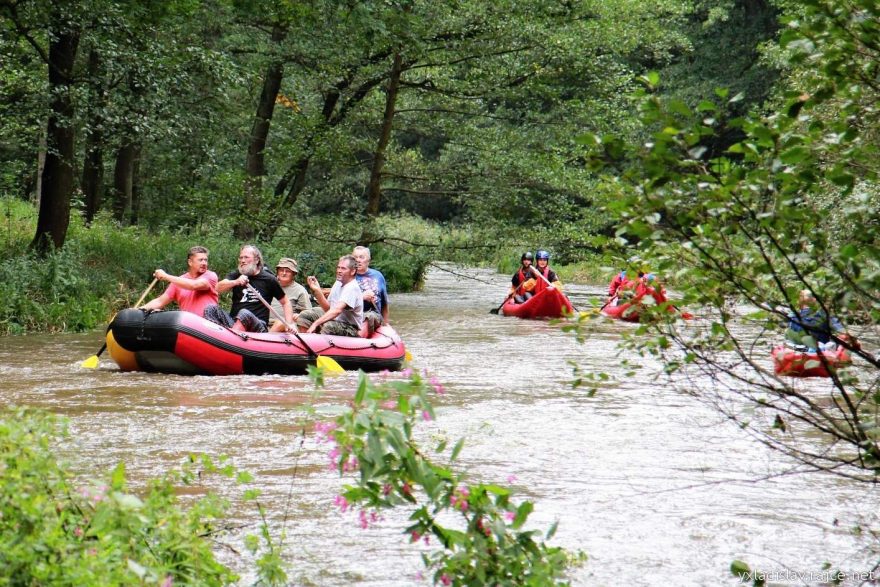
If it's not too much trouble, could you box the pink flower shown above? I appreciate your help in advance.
[421,410,432,421]
[74,527,83,537]
[334,495,349,512]
[381,400,397,409]
[429,376,446,394]
[401,368,413,378]
[343,456,359,472]
[328,447,341,470]
[505,511,515,522]
[383,484,392,496]
[314,421,337,442]
[411,531,421,543]
[359,510,369,529]
[161,576,173,587]
[506,474,518,483]
[451,486,469,511]
[441,574,452,586]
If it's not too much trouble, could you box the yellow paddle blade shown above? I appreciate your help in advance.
[81,355,99,369]
[405,350,413,362]
[316,355,344,373]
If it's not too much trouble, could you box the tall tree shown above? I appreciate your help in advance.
[30,6,80,254]
[238,18,288,240]
[365,51,404,219]
[81,47,106,225]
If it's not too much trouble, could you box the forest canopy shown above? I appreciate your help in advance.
[1,0,782,260]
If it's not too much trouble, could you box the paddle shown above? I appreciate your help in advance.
[489,292,515,315]
[245,283,344,373]
[81,277,159,369]
[528,266,579,313]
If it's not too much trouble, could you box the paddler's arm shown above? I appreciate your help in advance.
[218,274,248,293]
[307,276,330,311]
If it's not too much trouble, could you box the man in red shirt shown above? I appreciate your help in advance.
[141,245,219,316]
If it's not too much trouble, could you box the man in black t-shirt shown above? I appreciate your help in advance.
[204,245,294,332]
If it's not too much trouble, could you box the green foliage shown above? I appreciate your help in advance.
[315,369,584,586]
[0,407,240,585]
[578,0,880,478]
[0,200,442,333]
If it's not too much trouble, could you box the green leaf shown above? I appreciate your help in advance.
[450,438,465,461]
[111,462,126,490]
[354,374,368,405]
[513,501,534,528]
[780,146,810,164]
[730,559,753,581]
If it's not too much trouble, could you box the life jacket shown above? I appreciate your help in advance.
[608,271,627,298]
[634,278,667,305]
[530,266,554,295]
[514,267,532,296]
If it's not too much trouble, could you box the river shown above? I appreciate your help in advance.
[1,265,877,586]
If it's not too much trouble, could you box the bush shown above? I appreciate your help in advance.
[0,407,240,586]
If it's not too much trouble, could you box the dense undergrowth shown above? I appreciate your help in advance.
[0,200,444,334]
[0,198,613,334]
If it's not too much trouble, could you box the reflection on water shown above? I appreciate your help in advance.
[1,265,878,586]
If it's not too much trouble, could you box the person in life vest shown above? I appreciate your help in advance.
[530,250,563,296]
[785,289,854,351]
[612,270,667,308]
[509,251,538,303]
[608,269,629,301]
[636,273,667,305]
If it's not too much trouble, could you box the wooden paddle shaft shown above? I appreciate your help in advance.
[135,278,159,308]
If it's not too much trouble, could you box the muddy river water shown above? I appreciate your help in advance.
[1,265,878,586]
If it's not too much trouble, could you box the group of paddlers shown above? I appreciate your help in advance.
[140,244,389,338]
[507,250,564,304]
[604,268,667,309]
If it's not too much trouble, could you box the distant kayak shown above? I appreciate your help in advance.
[107,308,406,375]
[771,344,852,378]
[501,287,573,319]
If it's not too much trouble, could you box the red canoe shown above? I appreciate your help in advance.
[771,344,852,378]
[601,300,643,322]
[501,287,573,319]
[107,308,406,375]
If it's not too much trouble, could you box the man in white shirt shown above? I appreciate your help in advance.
[295,255,364,337]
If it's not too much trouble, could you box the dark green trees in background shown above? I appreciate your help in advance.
[1,0,782,256]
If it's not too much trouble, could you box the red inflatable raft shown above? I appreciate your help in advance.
[501,287,573,319]
[602,280,682,323]
[107,308,407,375]
[771,344,852,378]
[601,300,644,322]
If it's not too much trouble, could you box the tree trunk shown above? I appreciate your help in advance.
[130,145,142,225]
[30,25,80,256]
[35,126,46,205]
[365,52,403,218]
[82,48,106,225]
[112,142,137,226]
[271,89,341,200]
[235,23,287,241]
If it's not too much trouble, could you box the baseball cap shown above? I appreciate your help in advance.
[276,257,299,273]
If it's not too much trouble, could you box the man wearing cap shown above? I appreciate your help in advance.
[269,257,312,332]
